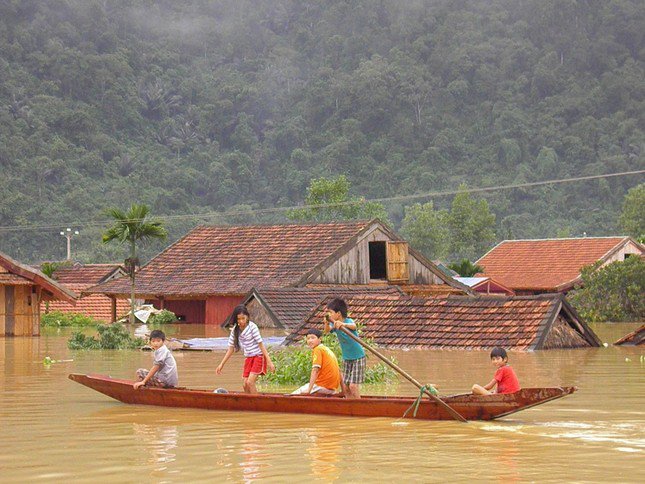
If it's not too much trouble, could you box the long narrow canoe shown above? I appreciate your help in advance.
[69,374,575,421]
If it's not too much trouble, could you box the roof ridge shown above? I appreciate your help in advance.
[498,236,628,243]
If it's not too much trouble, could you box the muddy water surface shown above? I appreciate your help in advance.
[0,323,643,482]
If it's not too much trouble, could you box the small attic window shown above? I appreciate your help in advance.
[369,241,387,280]
[624,253,634,260]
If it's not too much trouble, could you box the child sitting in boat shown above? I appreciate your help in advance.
[292,329,341,395]
[472,347,520,395]
[216,305,275,394]
[134,329,178,389]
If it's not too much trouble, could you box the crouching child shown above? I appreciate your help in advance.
[292,329,341,395]
[134,329,178,389]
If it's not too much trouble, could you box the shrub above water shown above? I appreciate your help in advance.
[41,311,104,327]
[148,310,177,325]
[262,334,398,386]
[68,323,145,350]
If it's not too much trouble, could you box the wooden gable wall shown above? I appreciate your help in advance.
[0,284,41,336]
[310,225,445,285]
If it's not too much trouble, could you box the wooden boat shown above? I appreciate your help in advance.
[69,374,576,421]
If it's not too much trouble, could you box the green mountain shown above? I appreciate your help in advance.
[1,0,643,263]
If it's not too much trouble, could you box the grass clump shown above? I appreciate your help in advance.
[68,323,145,350]
[41,311,103,327]
[263,334,397,386]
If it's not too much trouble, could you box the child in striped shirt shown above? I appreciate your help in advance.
[216,305,275,393]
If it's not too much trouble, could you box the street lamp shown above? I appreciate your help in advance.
[60,228,79,260]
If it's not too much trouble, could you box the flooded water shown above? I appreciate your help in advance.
[1,323,643,482]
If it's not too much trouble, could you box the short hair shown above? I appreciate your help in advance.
[306,328,323,338]
[490,347,508,359]
[150,329,166,341]
[326,298,348,318]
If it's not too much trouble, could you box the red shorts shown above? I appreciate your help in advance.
[243,355,266,378]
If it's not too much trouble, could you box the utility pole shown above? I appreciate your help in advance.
[60,228,79,260]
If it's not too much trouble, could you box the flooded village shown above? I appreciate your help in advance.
[1,1,644,482]
[1,220,644,481]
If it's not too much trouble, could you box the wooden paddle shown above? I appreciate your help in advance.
[337,325,468,422]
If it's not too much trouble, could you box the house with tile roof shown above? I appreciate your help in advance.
[231,286,405,329]
[43,262,129,322]
[476,236,644,294]
[1,251,77,336]
[86,220,469,325]
[284,293,601,350]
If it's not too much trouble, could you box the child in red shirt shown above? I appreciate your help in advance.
[472,347,521,395]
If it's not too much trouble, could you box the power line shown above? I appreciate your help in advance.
[0,169,642,234]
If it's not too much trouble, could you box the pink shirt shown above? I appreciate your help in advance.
[495,365,520,394]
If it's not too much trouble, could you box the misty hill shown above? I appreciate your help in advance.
[0,0,643,263]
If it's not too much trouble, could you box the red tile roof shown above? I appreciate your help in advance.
[53,264,124,286]
[477,237,636,291]
[46,282,130,322]
[238,285,404,329]
[284,294,600,350]
[0,273,33,285]
[87,221,375,297]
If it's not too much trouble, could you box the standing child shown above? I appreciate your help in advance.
[292,329,341,395]
[323,298,366,399]
[134,329,178,389]
[216,305,275,394]
[472,347,521,395]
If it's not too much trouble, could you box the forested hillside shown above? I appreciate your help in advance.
[0,0,643,263]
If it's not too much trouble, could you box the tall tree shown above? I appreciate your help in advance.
[287,175,389,223]
[102,204,167,324]
[619,183,645,242]
[447,185,497,261]
[400,202,450,260]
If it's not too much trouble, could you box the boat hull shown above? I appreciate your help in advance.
[69,374,575,421]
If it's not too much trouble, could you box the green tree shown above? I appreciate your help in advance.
[400,202,450,260]
[447,185,496,261]
[287,175,389,223]
[102,204,167,324]
[569,257,645,322]
[619,184,645,242]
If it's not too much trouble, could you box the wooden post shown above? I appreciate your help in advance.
[111,297,117,323]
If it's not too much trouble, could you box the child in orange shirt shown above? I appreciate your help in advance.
[472,347,521,395]
[291,329,341,395]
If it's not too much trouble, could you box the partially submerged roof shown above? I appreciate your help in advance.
[53,263,125,287]
[614,324,645,346]
[284,293,601,350]
[455,276,515,295]
[233,285,404,329]
[86,220,463,298]
[0,251,77,303]
[477,237,643,292]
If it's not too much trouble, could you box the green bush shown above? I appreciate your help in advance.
[68,323,145,350]
[41,311,103,327]
[148,310,177,325]
[262,333,397,385]
[569,257,645,322]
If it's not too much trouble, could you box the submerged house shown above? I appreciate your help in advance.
[231,286,404,329]
[0,251,77,336]
[477,237,644,295]
[614,325,644,346]
[284,293,602,350]
[43,263,129,322]
[87,220,468,325]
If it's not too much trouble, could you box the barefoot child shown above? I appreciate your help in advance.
[216,305,275,394]
[323,298,366,399]
[291,329,341,395]
[134,329,178,389]
[472,347,520,395]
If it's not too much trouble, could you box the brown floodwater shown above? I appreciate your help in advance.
[1,323,643,482]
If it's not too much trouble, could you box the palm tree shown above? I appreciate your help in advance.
[102,204,167,324]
